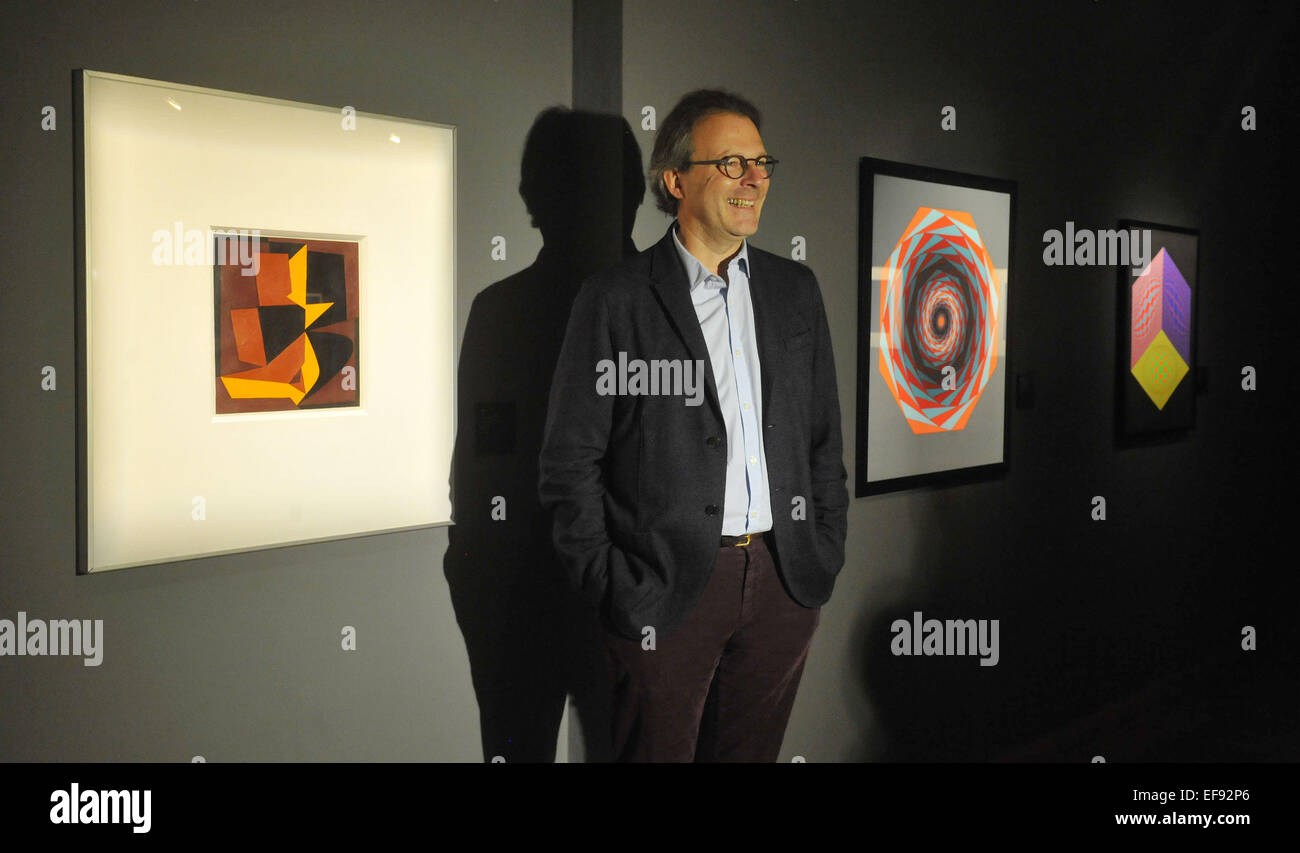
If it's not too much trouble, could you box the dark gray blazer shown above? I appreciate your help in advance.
[538,222,849,640]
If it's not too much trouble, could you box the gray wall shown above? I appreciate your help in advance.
[0,0,569,761]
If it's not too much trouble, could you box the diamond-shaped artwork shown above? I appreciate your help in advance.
[1131,329,1189,410]
[1129,247,1191,409]
[1117,221,1198,440]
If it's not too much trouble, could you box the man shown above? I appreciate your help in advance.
[539,89,848,762]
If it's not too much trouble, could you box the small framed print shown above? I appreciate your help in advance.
[1115,219,1198,443]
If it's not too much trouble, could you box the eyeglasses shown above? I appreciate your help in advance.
[684,155,778,179]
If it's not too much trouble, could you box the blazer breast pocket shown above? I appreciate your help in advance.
[784,328,812,351]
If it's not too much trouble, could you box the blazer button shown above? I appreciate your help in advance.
[706,435,720,448]
[704,504,719,516]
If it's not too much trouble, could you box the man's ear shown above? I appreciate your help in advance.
[663,169,684,201]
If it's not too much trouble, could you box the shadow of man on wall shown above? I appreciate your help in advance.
[444,107,644,762]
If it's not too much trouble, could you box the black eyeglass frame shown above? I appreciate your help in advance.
[683,156,779,179]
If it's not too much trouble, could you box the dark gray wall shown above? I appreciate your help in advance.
[622,0,1295,760]
[0,0,569,761]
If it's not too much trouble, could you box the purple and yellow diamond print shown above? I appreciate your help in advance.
[878,207,1000,434]
[1130,248,1191,410]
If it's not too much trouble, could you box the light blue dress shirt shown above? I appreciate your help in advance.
[671,223,773,536]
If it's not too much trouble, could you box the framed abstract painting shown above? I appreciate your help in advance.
[213,233,361,415]
[1115,220,1198,442]
[855,158,1015,497]
[74,69,456,572]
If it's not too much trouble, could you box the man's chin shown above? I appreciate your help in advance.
[727,216,761,237]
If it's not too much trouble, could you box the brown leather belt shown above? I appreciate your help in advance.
[720,532,765,548]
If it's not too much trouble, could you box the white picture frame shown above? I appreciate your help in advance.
[75,69,455,572]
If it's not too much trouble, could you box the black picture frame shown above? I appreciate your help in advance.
[855,157,1016,497]
[1114,219,1199,446]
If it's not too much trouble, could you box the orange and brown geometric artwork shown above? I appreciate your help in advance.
[214,235,360,413]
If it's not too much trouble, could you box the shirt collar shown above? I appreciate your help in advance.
[671,221,749,293]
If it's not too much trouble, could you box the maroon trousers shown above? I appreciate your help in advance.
[602,533,821,762]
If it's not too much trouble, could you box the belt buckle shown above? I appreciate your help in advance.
[733,533,751,548]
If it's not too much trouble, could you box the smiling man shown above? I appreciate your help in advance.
[539,89,848,762]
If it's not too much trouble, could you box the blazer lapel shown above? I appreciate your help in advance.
[648,224,724,421]
[745,247,780,426]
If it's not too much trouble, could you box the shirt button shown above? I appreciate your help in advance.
[743,402,750,410]
[749,456,757,464]
[734,348,741,356]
